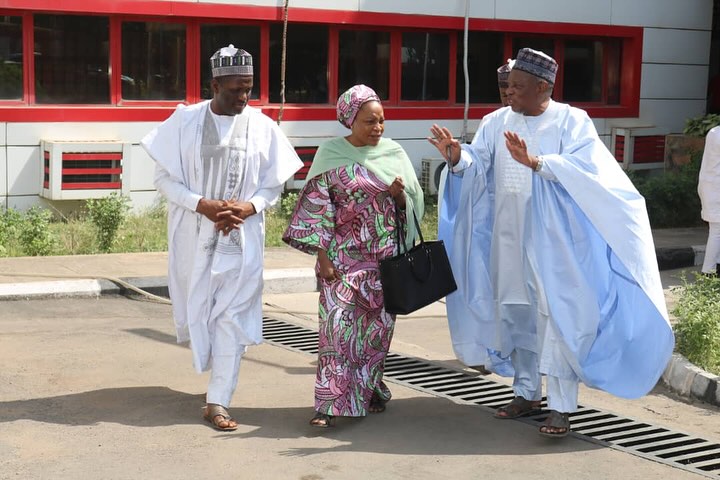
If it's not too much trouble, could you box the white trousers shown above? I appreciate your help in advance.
[702,222,720,274]
[511,348,579,413]
[206,347,246,407]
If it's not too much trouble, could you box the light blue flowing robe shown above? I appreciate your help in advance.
[438,100,673,398]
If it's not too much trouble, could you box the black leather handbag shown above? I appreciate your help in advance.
[379,204,457,315]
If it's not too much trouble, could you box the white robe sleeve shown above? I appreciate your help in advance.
[142,104,203,212]
[454,116,493,175]
[154,163,202,212]
[248,115,303,213]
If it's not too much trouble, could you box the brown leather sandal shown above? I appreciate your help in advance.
[203,403,238,431]
[494,396,542,419]
[539,410,571,438]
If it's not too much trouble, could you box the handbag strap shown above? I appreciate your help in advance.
[394,200,424,255]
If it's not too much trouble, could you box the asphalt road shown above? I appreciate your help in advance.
[0,295,718,480]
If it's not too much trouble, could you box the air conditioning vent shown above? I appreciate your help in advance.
[40,140,131,200]
[610,127,665,171]
[284,146,318,190]
[420,157,446,195]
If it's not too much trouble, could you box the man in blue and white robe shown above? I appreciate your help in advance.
[429,48,673,437]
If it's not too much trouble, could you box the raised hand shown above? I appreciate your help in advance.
[428,124,461,165]
[504,131,538,169]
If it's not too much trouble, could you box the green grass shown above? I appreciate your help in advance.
[1,196,440,256]
[1,207,168,257]
[672,273,720,375]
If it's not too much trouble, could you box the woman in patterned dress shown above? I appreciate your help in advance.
[283,85,424,427]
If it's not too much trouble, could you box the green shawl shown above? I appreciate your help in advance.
[307,136,425,248]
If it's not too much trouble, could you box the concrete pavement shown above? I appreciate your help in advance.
[0,226,717,408]
[2,296,718,480]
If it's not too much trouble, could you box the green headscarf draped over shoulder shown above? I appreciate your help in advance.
[306,136,425,248]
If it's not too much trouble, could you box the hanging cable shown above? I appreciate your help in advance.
[277,0,290,125]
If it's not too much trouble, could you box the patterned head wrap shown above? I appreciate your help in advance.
[497,59,515,88]
[513,48,558,84]
[336,84,381,129]
[211,44,253,78]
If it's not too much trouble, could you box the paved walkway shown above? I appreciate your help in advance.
[0,225,716,408]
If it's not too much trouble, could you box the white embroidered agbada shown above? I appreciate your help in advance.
[141,101,302,373]
[438,100,674,398]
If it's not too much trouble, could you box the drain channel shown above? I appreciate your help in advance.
[263,316,720,478]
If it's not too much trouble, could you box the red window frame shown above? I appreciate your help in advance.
[0,1,642,122]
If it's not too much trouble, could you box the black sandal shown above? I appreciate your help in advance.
[309,411,335,428]
[369,393,387,413]
[539,410,571,438]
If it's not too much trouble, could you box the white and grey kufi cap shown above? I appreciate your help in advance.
[211,44,253,78]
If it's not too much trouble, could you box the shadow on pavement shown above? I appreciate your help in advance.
[0,388,598,456]
[0,387,204,427]
[231,396,600,457]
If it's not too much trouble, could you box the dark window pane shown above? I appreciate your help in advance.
[34,15,109,104]
[269,24,328,103]
[512,37,555,60]
[456,31,504,104]
[605,39,622,105]
[122,22,186,101]
[402,32,449,101]
[563,40,604,102]
[200,24,260,100]
[0,16,23,100]
[338,30,390,100]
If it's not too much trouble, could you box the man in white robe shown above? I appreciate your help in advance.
[141,45,302,431]
[699,126,720,274]
[429,48,673,438]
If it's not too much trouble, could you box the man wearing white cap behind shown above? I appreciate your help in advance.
[429,48,673,437]
[142,45,302,431]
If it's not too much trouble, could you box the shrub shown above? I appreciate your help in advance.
[19,206,56,256]
[0,208,24,257]
[683,113,720,137]
[85,193,131,252]
[631,152,702,228]
[279,191,299,218]
[672,273,720,375]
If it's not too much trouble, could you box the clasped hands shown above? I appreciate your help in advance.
[427,123,539,169]
[196,197,256,236]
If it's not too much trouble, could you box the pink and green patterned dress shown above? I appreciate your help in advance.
[283,162,404,417]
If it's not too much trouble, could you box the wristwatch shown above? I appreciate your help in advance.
[534,156,543,172]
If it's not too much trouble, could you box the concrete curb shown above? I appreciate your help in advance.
[0,268,318,301]
[662,353,720,407]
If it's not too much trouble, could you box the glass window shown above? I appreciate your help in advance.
[401,32,449,101]
[34,15,110,104]
[200,24,260,100]
[604,39,622,105]
[338,30,390,100]
[269,24,328,103]
[122,22,186,101]
[456,31,504,104]
[563,40,604,102]
[512,37,555,60]
[0,16,23,100]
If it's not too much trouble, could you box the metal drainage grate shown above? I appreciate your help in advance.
[263,316,720,478]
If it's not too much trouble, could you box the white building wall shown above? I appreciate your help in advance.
[7,146,38,197]
[0,0,715,210]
